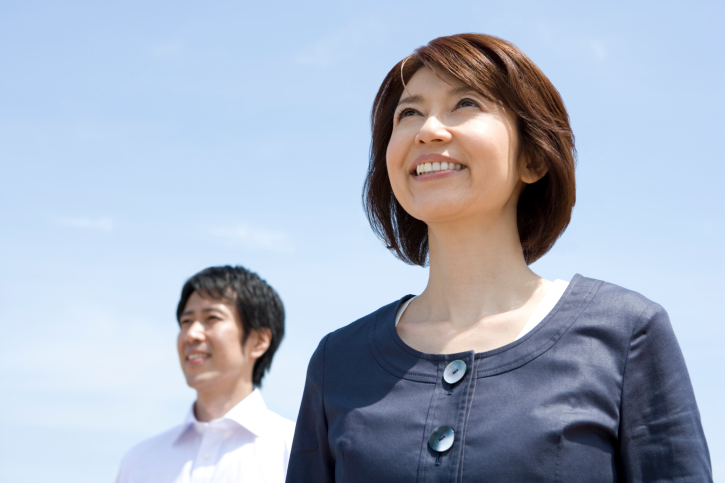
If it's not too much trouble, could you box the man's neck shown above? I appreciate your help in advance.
[194,379,254,422]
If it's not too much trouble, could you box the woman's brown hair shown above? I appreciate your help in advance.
[363,33,576,265]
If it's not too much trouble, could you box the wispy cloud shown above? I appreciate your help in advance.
[211,224,294,253]
[536,22,610,64]
[0,301,185,431]
[587,40,608,62]
[148,39,184,59]
[55,216,115,232]
[295,44,334,67]
[294,17,381,68]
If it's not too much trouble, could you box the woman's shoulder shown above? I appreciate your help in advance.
[309,296,411,361]
[331,296,409,344]
[579,274,662,308]
[575,274,669,331]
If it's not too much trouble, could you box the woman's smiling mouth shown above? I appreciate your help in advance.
[415,161,466,176]
[412,154,467,178]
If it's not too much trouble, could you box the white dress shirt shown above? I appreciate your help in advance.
[116,389,295,483]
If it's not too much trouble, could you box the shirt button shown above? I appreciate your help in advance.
[429,425,455,452]
[203,453,210,460]
[443,360,467,384]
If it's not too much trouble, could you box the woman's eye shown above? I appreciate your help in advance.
[457,98,480,109]
[397,108,417,121]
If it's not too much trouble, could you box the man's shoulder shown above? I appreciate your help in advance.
[262,407,296,443]
[117,423,186,479]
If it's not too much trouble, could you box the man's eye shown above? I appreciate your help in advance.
[180,319,191,325]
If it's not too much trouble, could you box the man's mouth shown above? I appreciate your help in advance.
[186,353,210,362]
[415,161,466,176]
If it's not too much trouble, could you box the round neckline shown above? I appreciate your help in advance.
[368,274,602,381]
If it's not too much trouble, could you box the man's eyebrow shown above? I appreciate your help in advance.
[396,94,423,108]
[180,307,221,317]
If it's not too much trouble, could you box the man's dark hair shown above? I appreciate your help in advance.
[176,265,285,387]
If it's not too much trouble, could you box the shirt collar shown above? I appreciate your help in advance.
[173,388,271,442]
[223,388,271,437]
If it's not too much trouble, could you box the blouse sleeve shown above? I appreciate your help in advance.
[286,334,335,483]
[618,303,712,481]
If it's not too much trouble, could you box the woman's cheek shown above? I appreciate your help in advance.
[385,135,402,170]
[387,131,411,174]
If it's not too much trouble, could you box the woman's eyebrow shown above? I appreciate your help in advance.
[449,85,479,96]
[396,95,423,108]
[398,87,482,108]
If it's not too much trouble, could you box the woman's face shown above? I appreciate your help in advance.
[386,66,536,227]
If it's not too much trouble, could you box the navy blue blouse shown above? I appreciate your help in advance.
[287,275,711,482]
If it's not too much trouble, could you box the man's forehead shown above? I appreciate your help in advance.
[183,291,236,314]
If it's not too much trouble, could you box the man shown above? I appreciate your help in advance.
[117,265,295,482]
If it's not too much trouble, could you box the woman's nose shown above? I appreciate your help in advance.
[415,115,452,145]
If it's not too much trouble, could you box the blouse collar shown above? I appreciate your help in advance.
[369,274,601,381]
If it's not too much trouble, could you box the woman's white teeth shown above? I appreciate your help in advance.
[187,354,207,361]
[416,162,464,175]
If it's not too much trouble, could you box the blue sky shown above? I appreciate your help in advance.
[1,1,723,481]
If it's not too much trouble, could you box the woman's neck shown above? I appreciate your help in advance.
[420,214,545,327]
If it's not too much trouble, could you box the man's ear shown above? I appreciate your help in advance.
[245,328,272,360]
[519,153,548,184]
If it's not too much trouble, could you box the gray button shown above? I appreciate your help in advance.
[428,425,455,452]
[443,360,467,384]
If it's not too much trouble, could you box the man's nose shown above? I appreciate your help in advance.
[184,321,206,342]
[415,115,453,145]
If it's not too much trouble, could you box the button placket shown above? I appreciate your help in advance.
[443,360,467,394]
[191,422,224,483]
[422,355,474,479]
[428,425,455,466]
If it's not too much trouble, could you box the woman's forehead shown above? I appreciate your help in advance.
[399,65,495,105]
[405,66,461,91]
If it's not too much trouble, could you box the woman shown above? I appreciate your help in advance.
[287,34,711,482]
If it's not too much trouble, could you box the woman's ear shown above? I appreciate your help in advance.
[519,153,548,184]
[245,328,272,360]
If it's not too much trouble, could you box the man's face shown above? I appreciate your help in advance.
[177,291,252,392]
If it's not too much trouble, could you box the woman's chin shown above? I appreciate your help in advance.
[406,202,476,225]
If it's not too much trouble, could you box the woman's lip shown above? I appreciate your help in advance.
[413,168,465,181]
[410,154,464,174]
